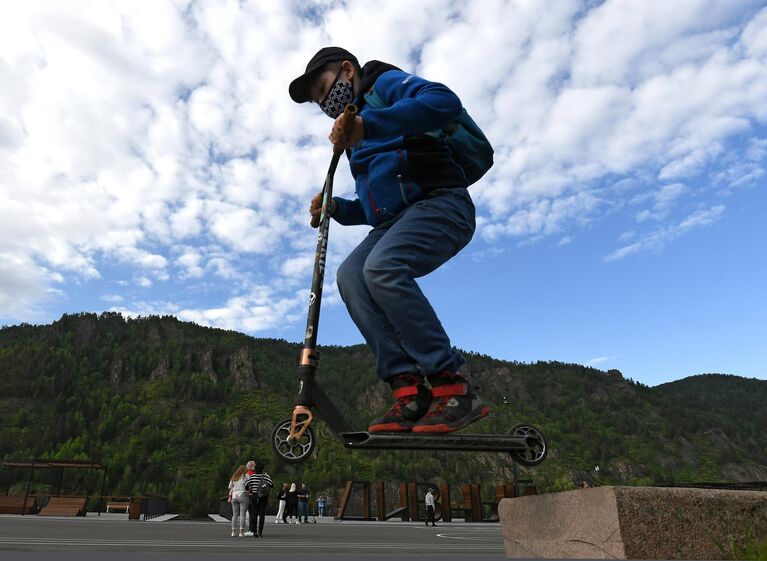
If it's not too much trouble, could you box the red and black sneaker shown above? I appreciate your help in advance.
[368,374,431,433]
[412,372,490,434]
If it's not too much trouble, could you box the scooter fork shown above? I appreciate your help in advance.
[289,352,317,443]
[288,406,314,444]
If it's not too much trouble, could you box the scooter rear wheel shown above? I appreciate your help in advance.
[508,423,547,466]
[271,418,316,463]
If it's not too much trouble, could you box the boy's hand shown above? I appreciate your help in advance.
[310,192,337,227]
[329,115,364,151]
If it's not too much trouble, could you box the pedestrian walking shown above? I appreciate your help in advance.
[244,461,273,537]
[243,460,256,535]
[425,488,437,527]
[227,465,248,537]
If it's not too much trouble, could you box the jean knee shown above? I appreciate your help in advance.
[363,255,408,294]
[336,255,361,296]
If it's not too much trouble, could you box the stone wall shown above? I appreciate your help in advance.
[499,485,767,559]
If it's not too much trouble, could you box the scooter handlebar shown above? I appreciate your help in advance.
[333,104,358,156]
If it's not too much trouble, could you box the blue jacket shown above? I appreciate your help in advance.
[332,62,468,227]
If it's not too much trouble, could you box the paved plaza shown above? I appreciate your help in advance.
[0,513,506,561]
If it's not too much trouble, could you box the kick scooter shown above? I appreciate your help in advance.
[270,105,547,466]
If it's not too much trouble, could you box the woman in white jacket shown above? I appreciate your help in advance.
[228,465,248,537]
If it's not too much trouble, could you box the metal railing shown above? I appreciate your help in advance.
[141,495,168,521]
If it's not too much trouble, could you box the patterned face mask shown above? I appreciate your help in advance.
[319,70,354,119]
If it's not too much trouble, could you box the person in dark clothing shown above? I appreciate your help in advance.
[244,460,256,535]
[276,482,288,523]
[425,488,437,527]
[297,483,310,523]
[286,483,299,524]
[244,462,273,537]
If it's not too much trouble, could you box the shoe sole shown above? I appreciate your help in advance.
[411,405,490,434]
[367,422,413,433]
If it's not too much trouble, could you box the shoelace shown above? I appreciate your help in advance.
[422,397,450,417]
[387,385,420,413]
[387,400,405,414]
[386,394,417,414]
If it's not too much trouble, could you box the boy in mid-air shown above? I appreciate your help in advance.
[289,47,489,434]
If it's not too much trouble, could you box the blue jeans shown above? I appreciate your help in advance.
[336,188,476,382]
[298,501,309,521]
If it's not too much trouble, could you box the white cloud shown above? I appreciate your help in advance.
[482,191,601,240]
[571,0,751,85]
[135,276,153,288]
[678,205,726,231]
[635,182,689,222]
[746,138,767,161]
[174,285,306,334]
[462,1,766,239]
[281,255,315,279]
[588,356,610,366]
[174,248,205,280]
[0,253,52,320]
[741,6,767,60]
[618,231,636,242]
[466,246,507,263]
[1,0,765,334]
[604,205,726,261]
[114,247,168,270]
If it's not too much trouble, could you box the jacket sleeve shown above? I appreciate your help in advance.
[331,196,367,226]
[362,70,462,139]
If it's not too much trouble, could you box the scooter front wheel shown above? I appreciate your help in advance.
[271,418,316,463]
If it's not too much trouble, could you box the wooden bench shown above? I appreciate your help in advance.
[0,495,37,514]
[38,496,87,517]
[106,501,131,513]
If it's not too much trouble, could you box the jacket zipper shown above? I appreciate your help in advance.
[365,175,381,218]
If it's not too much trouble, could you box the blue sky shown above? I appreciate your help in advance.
[1,1,766,387]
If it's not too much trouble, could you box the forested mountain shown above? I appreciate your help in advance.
[1,313,765,516]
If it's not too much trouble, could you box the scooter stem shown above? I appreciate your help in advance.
[293,105,357,430]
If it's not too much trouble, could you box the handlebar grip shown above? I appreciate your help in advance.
[333,104,358,156]
[310,208,321,228]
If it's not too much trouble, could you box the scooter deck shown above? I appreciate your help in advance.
[339,431,531,452]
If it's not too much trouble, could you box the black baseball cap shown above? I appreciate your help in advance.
[289,46,359,103]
